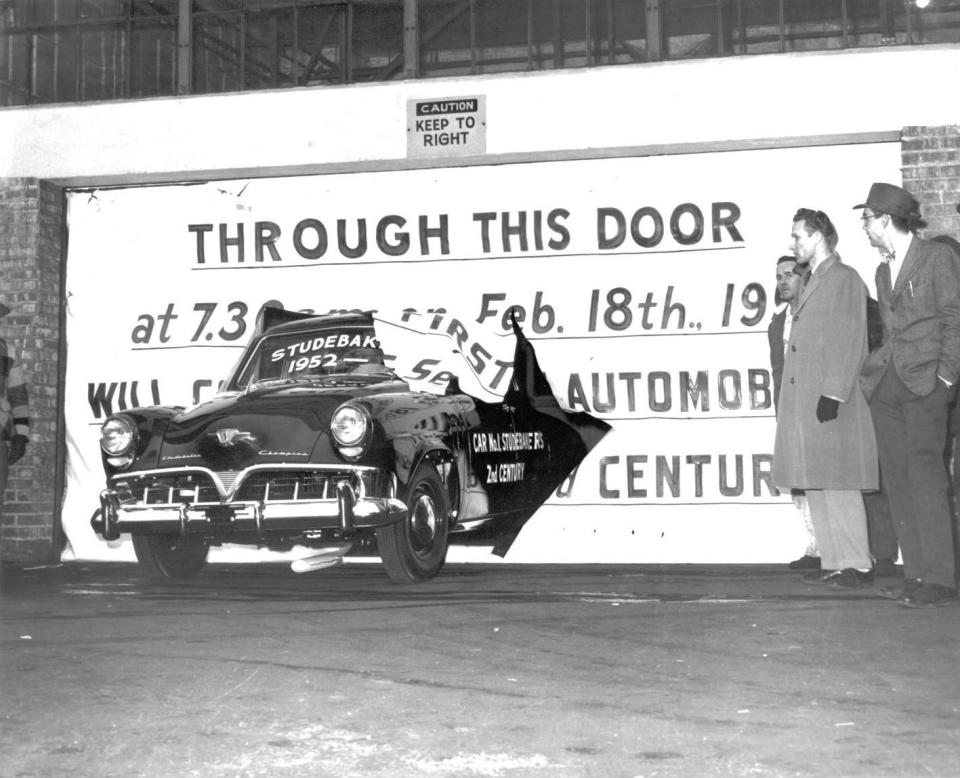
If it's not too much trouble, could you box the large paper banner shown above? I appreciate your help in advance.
[62,142,900,563]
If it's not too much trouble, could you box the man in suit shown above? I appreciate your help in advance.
[863,297,900,578]
[857,183,960,608]
[768,255,819,571]
[773,209,878,589]
[934,235,960,538]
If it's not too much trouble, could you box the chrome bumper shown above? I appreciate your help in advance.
[93,476,407,541]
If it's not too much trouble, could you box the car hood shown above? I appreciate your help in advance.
[154,375,404,471]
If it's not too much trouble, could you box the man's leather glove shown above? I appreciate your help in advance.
[816,396,839,423]
[8,435,27,464]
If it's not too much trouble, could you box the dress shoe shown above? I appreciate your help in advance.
[829,568,874,589]
[801,569,838,584]
[873,558,898,577]
[878,578,921,601]
[788,555,822,570]
[900,583,959,609]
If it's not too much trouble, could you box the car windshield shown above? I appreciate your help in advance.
[241,326,389,386]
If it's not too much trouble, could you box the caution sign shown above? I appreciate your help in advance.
[407,96,486,158]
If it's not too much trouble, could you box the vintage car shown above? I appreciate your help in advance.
[90,306,609,583]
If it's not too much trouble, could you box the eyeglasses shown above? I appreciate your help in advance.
[861,212,882,223]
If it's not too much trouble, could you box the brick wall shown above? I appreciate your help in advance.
[902,125,960,241]
[0,178,63,563]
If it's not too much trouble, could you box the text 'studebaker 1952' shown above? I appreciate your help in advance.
[90,306,609,583]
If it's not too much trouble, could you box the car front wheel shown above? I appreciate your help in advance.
[132,534,210,580]
[377,464,449,584]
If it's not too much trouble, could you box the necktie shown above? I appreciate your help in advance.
[879,260,892,292]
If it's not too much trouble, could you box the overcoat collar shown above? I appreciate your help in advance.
[795,253,838,313]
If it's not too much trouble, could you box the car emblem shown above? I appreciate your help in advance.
[215,428,257,447]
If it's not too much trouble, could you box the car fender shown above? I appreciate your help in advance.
[391,435,455,485]
[100,406,182,474]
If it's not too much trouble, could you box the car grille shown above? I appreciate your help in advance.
[235,471,336,501]
[115,466,382,506]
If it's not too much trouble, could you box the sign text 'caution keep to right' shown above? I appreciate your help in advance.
[407,96,486,159]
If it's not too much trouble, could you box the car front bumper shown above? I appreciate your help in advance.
[91,464,407,541]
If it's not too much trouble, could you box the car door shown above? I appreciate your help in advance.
[464,398,523,518]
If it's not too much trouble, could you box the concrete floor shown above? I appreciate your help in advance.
[1,560,959,778]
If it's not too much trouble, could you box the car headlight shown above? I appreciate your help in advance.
[100,416,137,466]
[330,404,369,457]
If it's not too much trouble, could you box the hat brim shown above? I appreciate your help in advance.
[852,202,868,210]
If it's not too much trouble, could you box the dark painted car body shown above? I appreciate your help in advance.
[91,306,609,582]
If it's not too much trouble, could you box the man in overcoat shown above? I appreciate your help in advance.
[857,183,960,608]
[769,255,810,410]
[768,255,819,571]
[773,209,877,588]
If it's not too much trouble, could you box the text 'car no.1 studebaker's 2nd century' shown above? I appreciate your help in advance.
[90,306,609,583]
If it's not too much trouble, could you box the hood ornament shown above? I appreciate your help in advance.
[198,428,259,468]
[215,428,257,447]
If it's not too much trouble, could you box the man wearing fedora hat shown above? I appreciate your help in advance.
[0,301,30,528]
[857,182,960,608]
